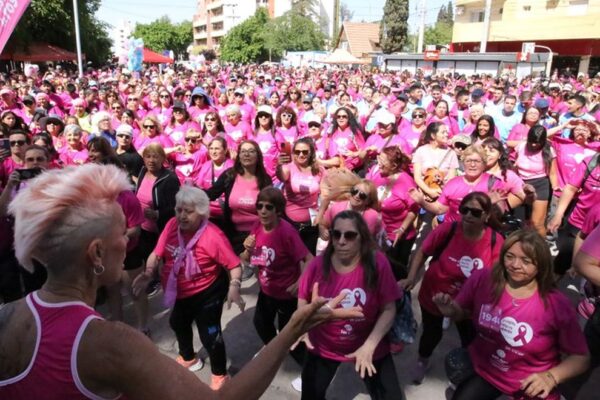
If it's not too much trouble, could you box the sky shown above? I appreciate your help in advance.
[97,0,446,33]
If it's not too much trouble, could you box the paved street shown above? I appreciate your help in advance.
[111,274,600,399]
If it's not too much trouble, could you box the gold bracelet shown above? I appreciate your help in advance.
[546,371,558,387]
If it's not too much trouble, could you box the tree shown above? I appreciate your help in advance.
[379,0,409,54]
[201,49,217,62]
[424,21,453,47]
[436,2,454,25]
[267,11,326,57]
[291,0,318,19]
[341,2,354,22]
[7,0,111,65]
[133,17,192,60]
[219,8,270,63]
[446,1,454,23]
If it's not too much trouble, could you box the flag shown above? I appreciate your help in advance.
[0,0,32,54]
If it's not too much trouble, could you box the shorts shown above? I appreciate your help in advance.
[525,176,551,202]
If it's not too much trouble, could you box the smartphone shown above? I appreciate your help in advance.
[17,168,43,180]
[280,141,291,157]
[0,138,9,152]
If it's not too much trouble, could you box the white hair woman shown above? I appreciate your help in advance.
[0,163,362,399]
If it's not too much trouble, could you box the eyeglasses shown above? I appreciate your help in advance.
[127,98,137,102]
[240,149,257,155]
[205,117,217,122]
[464,158,483,165]
[336,114,349,119]
[10,140,26,147]
[294,149,309,156]
[143,125,156,129]
[459,206,484,218]
[112,107,122,110]
[185,93,192,97]
[25,156,46,162]
[160,94,170,98]
[412,114,425,118]
[281,113,292,118]
[331,229,359,241]
[256,202,275,211]
[185,137,200,143]
[350,187,368,200]
[116,134,131,139]
[173,109,184,113]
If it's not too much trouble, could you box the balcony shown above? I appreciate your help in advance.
[206,0,223,11]
[194,31,208,40]
[211,29,225,37]
[210,14,224,24]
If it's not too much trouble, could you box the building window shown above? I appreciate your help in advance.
[523,5,531,11]
[499,7,503,14]
[470,10,485,22]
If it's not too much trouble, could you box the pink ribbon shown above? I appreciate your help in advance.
[513,325,528,345]
[163,219,208,308]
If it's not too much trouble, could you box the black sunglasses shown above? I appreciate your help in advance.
[350,187,368,201]
[185,137,199,143]
[459,206,484,218]
[293,149,309,156]
[143,124,156,129]
[331,229,359,241]
[116,134,131,139]
[256,202,275,211]
[454,143,468,150]
[412,113,425,118]
[10,140,26,146]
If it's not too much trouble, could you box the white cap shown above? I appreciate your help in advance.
[256,105,272,115]
[376,110,396,125]
[116,124,134,136]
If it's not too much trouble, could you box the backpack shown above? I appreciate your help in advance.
[431,221,497,262]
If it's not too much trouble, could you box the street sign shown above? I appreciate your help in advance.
[424,50,440,61]
[516,52,530,62]
[522,42,535,54]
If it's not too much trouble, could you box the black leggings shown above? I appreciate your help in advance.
[452,373,502,400]
[418,306,475,359]
[253,290,306,365]
[554,221,580,275]
[301,352,403,400]
[169,271,228,375]
[292,221,318,256]
[386,238,416,280]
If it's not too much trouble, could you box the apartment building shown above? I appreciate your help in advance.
[193,0,338,50]
[452,0,600,74]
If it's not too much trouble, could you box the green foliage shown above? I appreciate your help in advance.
[436,2,455,25]
[291,0,318,19]
[133,17,192,60]
[379,0,409,54]
[201,49,217,62]
[7,0,111,65]
[220,7,325,63]
[424,22,453,47]
[219,8,270,63]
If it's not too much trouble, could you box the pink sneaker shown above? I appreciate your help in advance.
[210,374,230,390]
[176,355,204,372]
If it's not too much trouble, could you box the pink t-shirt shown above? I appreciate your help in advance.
[275,125,299,146]
[59,148,88,166]
[298,252,400,361]
[249,219,309,300]
[362,133,410,158]
[567,156,600,229]
[229,175,260,232]
[456,269,588,398]
[399,125,424,155]
[283,162,322,222]
[253,130,279,178]
[117,190,145,251]
[488,169,525,198]
[581,223,600,257]
[194,159,234,219]
[551,137,598,192]
[329,127,365,170]
[134,134,174,154]
[580,204,600,237]
[169,149,207,184]
[154,218,240,299]
[323,201,381,238]
[224,121,252,149]
[412,145,459,176]
[419,222,503,315]
[438,173,503,224]
[136,174,157,233]
[514,142,555,180]
[0,157,24,188]
[165,120,201,145]
[376,172,420,240]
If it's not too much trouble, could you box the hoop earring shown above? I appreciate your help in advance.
[93,264,105,276]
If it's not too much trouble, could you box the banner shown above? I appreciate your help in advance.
[0,0,32,54]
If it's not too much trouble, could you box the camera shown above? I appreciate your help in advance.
[17,168,42,180]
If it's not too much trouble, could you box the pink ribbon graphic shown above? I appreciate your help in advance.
[513,325,528,345]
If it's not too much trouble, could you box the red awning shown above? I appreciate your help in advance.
[0,42,79,62]
[143,48,174,64]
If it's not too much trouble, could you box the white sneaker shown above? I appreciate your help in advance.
[291,376,302,392]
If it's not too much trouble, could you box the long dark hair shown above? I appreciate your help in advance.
[201,111,226,136]
[526,125,552,174]
[294,137,320,176]
[87,136,125,169]
[492,230,556,306]
[460,192,502,231]
[253,110,274,134]
[322,210,378,290]
[417,121,445,147]
[275,106,297,128]
[331,106,364,138]
[230,140,272,189]
[481,137,511,182]
[471,115,496,141]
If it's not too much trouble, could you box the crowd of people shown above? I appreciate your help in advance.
[0,62,600,399]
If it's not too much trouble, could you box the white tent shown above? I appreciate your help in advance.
[322,48,369,65]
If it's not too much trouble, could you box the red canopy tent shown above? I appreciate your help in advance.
[0,42,79,62]
[143,48,174,64]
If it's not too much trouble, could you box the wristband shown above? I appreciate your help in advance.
[546,371,558,387]
[230,278,242,287]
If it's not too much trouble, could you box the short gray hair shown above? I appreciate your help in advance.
[226,104,241,116]
[175,185,210,218]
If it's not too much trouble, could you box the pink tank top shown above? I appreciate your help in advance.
[0,292,123,399]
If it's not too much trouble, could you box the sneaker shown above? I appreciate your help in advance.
[210,374,229,390]
[241,265,255,281]
[411,358,430,385]
[176,355,204,372]
[291,376,302,392]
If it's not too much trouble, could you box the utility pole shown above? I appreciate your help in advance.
[480,0,492,53]
[417,0,426,53]
[73,0,83,77]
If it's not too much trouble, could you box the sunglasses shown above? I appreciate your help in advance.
[350,187,368,200]
[256,202,275,211]
[128,98,137,101]
[336,114,349,119]
[331,229,359,241]
[143,125,156,129]
[25,156,46,162]
[459,206,484,218]
[412,113,425,118]
[10,140,26,146]
[257,113,271,119]
[159,95,170,98]
[234,93,244,97]
[454,143,468,150]
[205,117,217,122]
[294,149,309,156]
[112,107,122,110]
[185,137,199,143]
[308,123,321,128]
[23,101,34,106]
[116,134,131,139]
